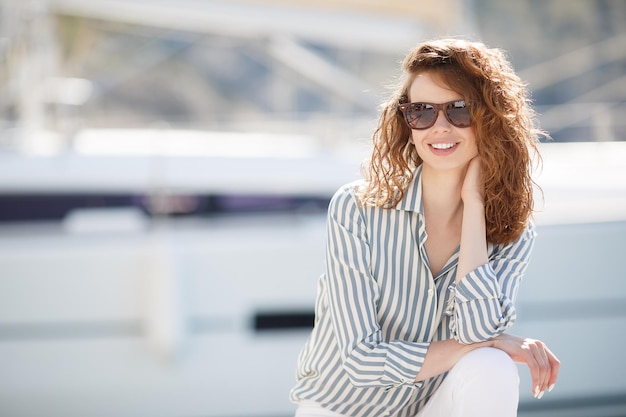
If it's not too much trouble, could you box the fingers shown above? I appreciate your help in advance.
[465,157,482,184]
[546,345,561,391]
[526,339,560,399]
[461,157,484,203]
[526,340,547,398]
[493,334,560,399]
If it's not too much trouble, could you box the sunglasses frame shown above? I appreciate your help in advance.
[398,100,471,130]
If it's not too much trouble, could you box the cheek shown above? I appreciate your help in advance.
[408,132,425,154]
[409,131,425,147]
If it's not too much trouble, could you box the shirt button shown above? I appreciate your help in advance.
[428,288,434,297]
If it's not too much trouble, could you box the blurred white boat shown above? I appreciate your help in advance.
[0,137,625,417]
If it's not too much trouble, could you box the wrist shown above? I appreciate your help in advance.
[462,197,485,210]
[488,337,498,349]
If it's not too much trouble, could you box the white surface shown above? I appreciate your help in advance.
[1,141,625,416]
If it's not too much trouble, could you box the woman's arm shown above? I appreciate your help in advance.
[415,335,560,399]
[427,157,559,396]
[449,157,536,343]
[457,156,488,280]
[325,185,429,389]
[414,339,492,382]
[456,199,488,281]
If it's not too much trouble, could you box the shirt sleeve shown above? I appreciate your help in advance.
[324,185,428,389]
[446,222,537,344]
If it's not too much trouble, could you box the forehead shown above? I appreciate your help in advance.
[407,71,462,103]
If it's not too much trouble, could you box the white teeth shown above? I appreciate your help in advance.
[431,143,455,150]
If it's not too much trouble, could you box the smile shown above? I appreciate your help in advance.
[429,143,457,150]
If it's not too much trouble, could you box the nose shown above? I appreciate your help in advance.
[432,109,452,131]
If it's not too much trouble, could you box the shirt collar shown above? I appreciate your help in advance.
[393,164,424,215]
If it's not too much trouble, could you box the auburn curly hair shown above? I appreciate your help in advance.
[358,38,543,244]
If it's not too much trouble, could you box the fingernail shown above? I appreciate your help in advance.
[537,390,544,400]
[533,386,540,398]
[548,384,555,392]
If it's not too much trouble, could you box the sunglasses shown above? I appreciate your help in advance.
[398,100,471,130]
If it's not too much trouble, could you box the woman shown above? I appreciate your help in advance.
[290,39,560,417]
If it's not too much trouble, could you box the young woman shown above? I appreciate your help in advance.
[290,39,560,417]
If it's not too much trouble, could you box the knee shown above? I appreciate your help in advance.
[454,347,519,388]
[445,347,520,415]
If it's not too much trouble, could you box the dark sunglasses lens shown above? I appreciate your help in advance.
[406,104,436,129]
[446,101,470,127]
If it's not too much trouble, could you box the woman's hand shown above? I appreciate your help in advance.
[461,156,484,205]
[493,333,561,399]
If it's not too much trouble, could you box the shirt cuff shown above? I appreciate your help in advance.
[381,341,429,390]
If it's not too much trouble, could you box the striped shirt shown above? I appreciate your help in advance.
[290,165,536,417]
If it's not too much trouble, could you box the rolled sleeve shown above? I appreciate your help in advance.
[344,338,428,389]
[447,223,536,344]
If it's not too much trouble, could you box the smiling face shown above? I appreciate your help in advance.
[407,71,478,175]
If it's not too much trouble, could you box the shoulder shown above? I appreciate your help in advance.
[326,179,370,222]
[329,180,366,208]
[502,221,537,245]
[489,221,537,257]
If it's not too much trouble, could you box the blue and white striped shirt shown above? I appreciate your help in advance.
[290,165,536,417]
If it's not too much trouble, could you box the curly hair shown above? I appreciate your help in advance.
[357,38,543,244]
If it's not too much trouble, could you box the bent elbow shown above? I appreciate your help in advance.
[453,316,513,344]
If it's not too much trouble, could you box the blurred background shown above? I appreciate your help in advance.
[0,0,625,416]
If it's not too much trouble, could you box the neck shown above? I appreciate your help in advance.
[421,165,464,223]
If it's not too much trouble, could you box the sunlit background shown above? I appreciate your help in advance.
[1,1,625,416]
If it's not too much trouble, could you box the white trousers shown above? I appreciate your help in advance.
[295,347,520,417]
